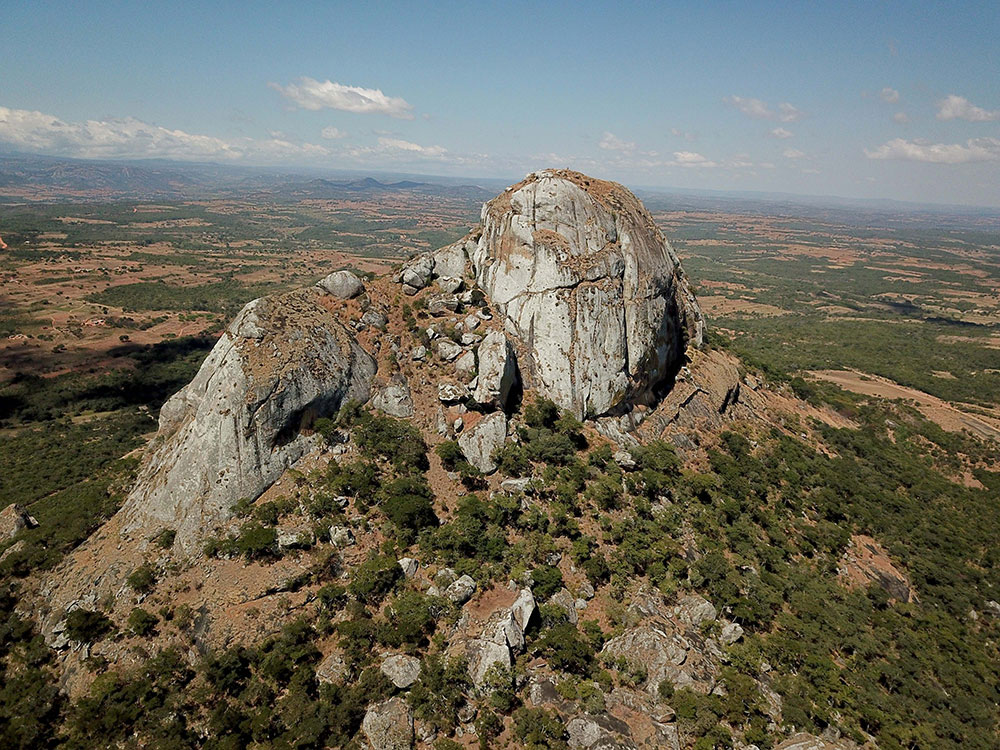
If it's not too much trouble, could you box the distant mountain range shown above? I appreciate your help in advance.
[0,152,492,203]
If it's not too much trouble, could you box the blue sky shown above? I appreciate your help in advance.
[2,1,999,206]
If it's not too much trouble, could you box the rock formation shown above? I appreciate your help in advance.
[406,169,704,418]
[117,169,707,550]
[119,287,375,550]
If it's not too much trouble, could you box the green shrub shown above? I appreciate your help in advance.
[348,555,402,603]
[512,707,568,749]
[126,564,157,593]
[235,522,277,560]
[65,609,114,644]
[530,565,564,599]
[127,608,158,637]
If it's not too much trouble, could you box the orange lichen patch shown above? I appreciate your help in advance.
[839,534,916,603]
[809,369,1000,441]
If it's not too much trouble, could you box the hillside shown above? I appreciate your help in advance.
[0,171,998,750]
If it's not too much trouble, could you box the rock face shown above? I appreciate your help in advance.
[473,330,518,409]
[397,170,704,420]
[361,696,413,750]
[316,270,365,299]
[0,503,36,541]
[472,170,703,418]
[458,413,507,474]
[371,375,414,418]
[120,288,376,550]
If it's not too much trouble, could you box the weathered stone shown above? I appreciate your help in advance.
[118,289,376,551]
[276,529,309,549]
[362,696,413,750]
[457,413,507,474]
[397,557,419,578]
[330,526,355,547]
[613,450,637,471]
[435,339,463,361]
[472,331,517,410]
[360,310,389,330]
[720,621,744,645]
[463,314,480,331]
[467,637,511,689]
[432,238,472,280]
[550,588,579,624]
[577,581,595,600]
[775,733,856,750]
[372,375,414,418]
[445,574,477,604]
[469,170,703,419]
[411,345,427,361]
[602,626,690,695]
[438,383,470,404]
[427,296,460,315]
[434,568,458,587]
[437,276,463,294]
[674,594,717,627]
[316,651,348,684]
[510,588,536,633]
[0,504,35,541]
[400,255,434,290]
[454,350,477,378]
[500,477,531,495]
[381,653,422,688]
[316,270,365,299]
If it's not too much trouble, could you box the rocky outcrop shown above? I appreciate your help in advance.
[473,330,518,409]
[119,287,376,551]
[371,375,414,418]
[465,588,536,689]
[362,696,413,750]
[601,591,728,695]
[380,654,421,688]
[458,412,507,474]
[473,170,703,418]
[398,170,703,420]
[0,503,36,541]
[316,270,365,299]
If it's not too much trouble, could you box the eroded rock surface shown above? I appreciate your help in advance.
[120,288,376,550]
[399,170,703,419]
[472,170,703,418]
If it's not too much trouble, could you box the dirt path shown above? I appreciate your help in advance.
[808,369,1000,442]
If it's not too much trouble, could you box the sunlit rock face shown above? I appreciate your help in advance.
[120,288,375,550]
[469,169,703,418]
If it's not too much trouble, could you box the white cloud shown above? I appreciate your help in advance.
[725,96,772,119]
[599,132,635,153]
[865,137,1000,164]
[880,87,900,103]
[672,151,717,168]
[936,94,1000,122]
[269,77,414,119]
[670,127,696,141]
[777,102,804,122]
[769,127,793,139]
[320,126,347,139]
[375,137,447,157]
[726,96,804,122]
[0,105,332,162]
[893,112,909,124]
[783,148,806,159]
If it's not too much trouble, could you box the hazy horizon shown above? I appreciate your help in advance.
[2,1,998,207]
